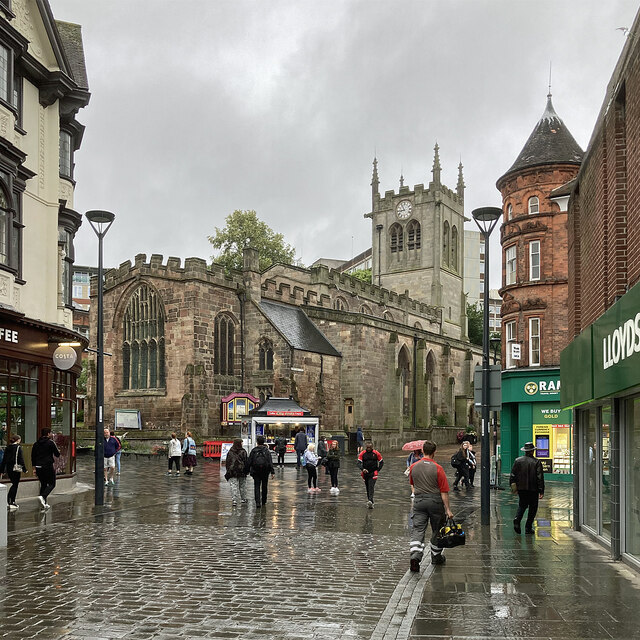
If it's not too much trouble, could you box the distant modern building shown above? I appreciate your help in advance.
[0,2,89,493]
[497,91,583,480]
[464,229,484,308]
[72,265,97,340]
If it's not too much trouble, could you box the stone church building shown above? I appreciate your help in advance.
[89,148,482,442]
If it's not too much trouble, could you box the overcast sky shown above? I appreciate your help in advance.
[50,0,638,289]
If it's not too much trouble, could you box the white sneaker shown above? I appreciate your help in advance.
[44,503,51,510]
[334,488,339,494]
[367,500,374,509]
[8,504,18,511]
[38,496,46,508]
[308,488,314,493]
[109,479,115,485]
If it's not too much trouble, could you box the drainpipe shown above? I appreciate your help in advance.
[412,335,417,430]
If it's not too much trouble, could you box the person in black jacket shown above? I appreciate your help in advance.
[225,439,249,506]
[294,428,308,469]
[274,435,288,468]
[450,444,471,491]
[247,435,275,508]
[509,441,545,534]
[31,428,60,510]
[0,435,26,510]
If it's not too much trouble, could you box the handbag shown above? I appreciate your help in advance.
[13,446,22,473]
[435,517,466,548]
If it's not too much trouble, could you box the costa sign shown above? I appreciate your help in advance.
[53,345,77,370]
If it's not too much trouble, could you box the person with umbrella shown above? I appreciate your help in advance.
[403,440,425,499]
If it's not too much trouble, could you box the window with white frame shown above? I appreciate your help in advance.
[59,130,72,178]
[528,196,539,215]
[507,204,513,220]
[506,245,516,285]
[529,240,540,281]
[506,320,516,368]
[529,317,540,366]
[0,45,9,104]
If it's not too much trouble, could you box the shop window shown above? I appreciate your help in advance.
[0,358,38,464]
[528,196,539,215]
[529,240,540,281]
[506,245,516,285]
[529,317,540,366]
[258,339,274,371]
[51,369,74,475]
[214,313,235,376]
[625,397,640,558]
[122,284,166,389]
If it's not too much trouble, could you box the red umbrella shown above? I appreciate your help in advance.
[402,440,425,451]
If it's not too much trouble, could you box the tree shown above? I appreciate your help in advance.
[467,302,483,346]
[349,268,372,283]
[208,210,296,273]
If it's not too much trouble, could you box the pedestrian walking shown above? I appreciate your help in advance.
[167,432,181,476]
[103,428,120,485]
[303,443,320,492]
[248,435,275,508]
[357,442,383,508]
[509,441,545,534]
[0,435,26,510]
[225,439,249,506]
[467,442,477,487]
[31,428,60,510]
[406,449,423,499]
[182,431,197,476]
[356,426,365,453]
[408,440,454,572]
[326,439,341,494]
[450,443,471,491]
[294,427,308,469]
[112,431,126,475]
[274,434,288,468]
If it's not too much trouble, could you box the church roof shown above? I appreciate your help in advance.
[259,300,342,358]
[500,95,583,181]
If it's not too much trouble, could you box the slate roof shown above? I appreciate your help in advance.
[55,21,89,89]
[259,300,342,358]
[501,95,583,180]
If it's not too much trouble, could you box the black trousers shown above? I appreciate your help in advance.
[364,474,376,502]
[454,466,470,487]
[515,490,539,530]
[253,473,270,505]
[35,466,56,501]
[168,456,181,471]
[329,467,339,487]
[276,450,286,466]
[306,465,317,488]
[6,470,20,504]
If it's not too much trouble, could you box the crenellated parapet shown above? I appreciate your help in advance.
[102,254,243,291]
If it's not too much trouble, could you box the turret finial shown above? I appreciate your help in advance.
[371,156,380,209]
[432,143,441,185]
[457,159,465,201]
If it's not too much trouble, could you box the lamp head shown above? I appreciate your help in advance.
[472,207,502,223]
[86,210,115,224]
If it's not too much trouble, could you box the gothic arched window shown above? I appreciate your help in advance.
[214,314,235,376]
[390,223,403,253]
[360,304,372,315]
[407,220,421,250]
[259,339,274,371]
[122,284,166,390]
[443,221,450,266]
[333,297,348,311]
[398,346,411,417]
[451,226,459,271]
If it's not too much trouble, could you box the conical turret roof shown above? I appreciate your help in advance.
[500,95,583,181]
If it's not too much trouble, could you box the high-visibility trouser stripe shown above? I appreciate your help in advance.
[430,543,443,554]
[409,541,425,553]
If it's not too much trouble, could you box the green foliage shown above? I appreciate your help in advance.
[467,302,483,346]
[435,414,450,427]
[77,358,89,395]
[208,210,296,273]
[349,268,372,283]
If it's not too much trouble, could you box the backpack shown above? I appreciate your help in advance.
[252,447,271,473]
[451,453,460,468]
[301,453,307,467]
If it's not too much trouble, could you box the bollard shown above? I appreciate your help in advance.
[0,484,6,547]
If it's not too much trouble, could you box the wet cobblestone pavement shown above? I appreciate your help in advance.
[2,446,640,639]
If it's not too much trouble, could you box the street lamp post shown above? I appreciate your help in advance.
[472,206,502,526]
[490,335,501,488]
[86,210,115,507]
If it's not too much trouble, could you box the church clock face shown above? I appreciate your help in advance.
[396,200,412,219]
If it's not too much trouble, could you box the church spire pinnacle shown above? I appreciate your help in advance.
[399,170,404,188]
[432,143,441,185]
[457,159,465,201]
[371,156,380,209]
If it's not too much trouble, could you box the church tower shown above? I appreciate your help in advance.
[366,145,467,339]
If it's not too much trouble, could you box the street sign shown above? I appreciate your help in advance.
[474,365,502,411]
[511,343,521,360]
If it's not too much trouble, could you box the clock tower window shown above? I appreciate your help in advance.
[390,223,404,253]
[408,220,421,250]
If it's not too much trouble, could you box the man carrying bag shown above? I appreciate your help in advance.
[407,440,453,572]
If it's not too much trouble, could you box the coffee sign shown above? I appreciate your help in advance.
[53,345,77,370]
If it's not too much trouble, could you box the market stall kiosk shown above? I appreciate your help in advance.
[242,397,319,463]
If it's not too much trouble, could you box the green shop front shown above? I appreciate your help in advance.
[501,368,573,481]
[561,279,640,566]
